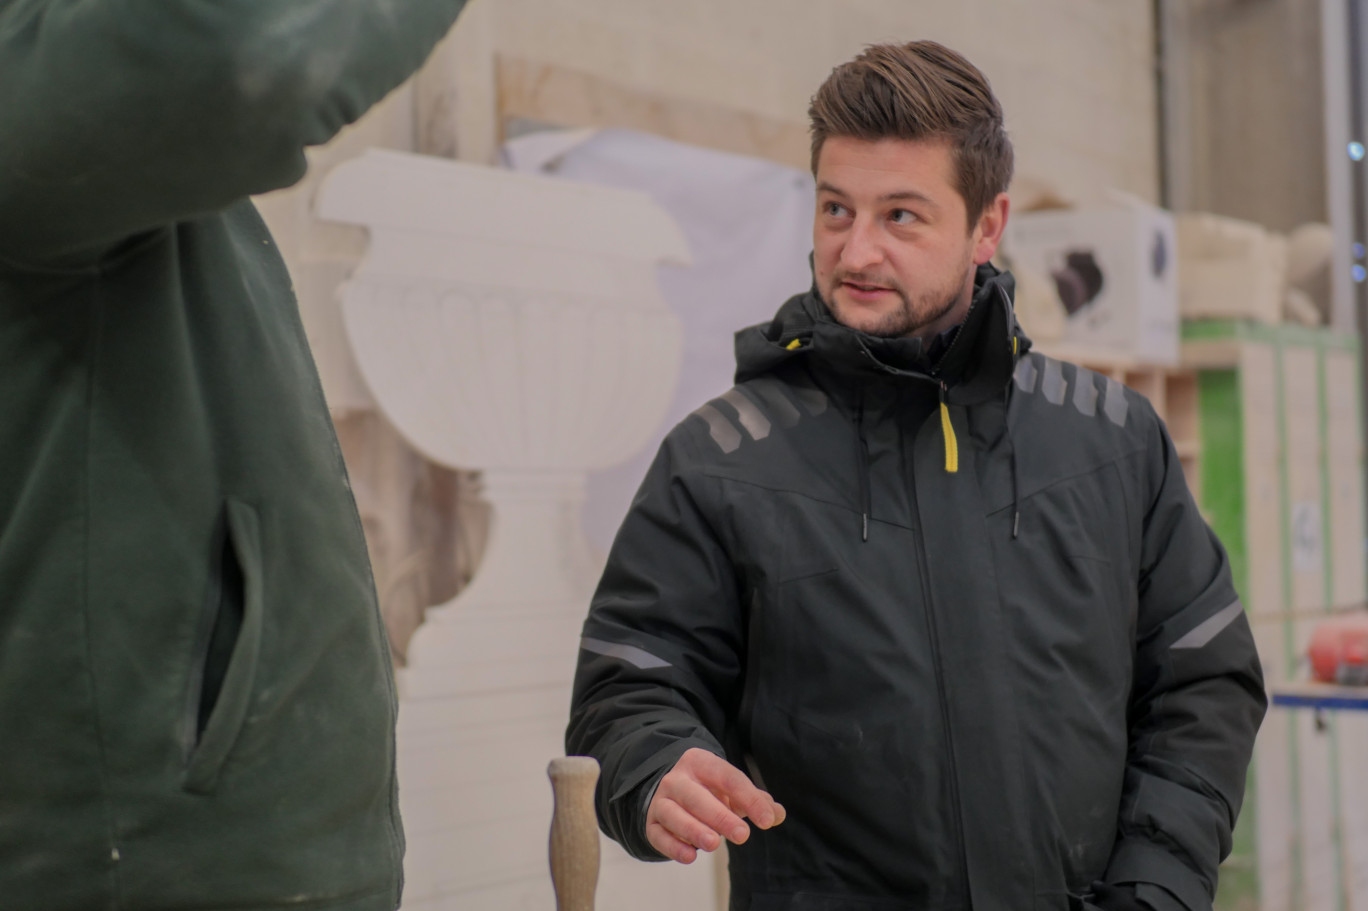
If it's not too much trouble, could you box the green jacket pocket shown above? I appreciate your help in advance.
[184,498,263,794]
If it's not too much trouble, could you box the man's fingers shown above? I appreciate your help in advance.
[664,780,750,845]
[645,818,700,865]
[692,756,785,830]
[650,797,725,854]
[645,748,787,867]
[734,791,786,830]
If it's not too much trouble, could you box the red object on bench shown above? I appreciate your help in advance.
[1308,615,1368,686]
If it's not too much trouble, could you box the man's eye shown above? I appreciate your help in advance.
[890,209,917,225]
[824,202,849,218]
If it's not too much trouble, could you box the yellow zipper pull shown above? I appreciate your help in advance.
[939,382,958,474]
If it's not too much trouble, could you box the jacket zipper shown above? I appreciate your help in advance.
[907,457,971,901]
[854,335,972,887]
[855,343,960,473]
[928,297,976,382]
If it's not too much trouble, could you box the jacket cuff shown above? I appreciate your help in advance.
[615,769,672,862]
[1104,837,1212,911]
[608,740,708,861]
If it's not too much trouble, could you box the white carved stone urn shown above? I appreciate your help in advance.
[317,149,690,909]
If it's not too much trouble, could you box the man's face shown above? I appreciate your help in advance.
[813,136,1006,340]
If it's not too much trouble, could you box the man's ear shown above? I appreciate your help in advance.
[972,192,1010,265]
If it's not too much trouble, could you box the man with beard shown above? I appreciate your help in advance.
[0,3,465,909]
[567,41,1265,911]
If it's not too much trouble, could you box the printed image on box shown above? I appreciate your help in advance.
[1005,205,1180,365]
[1050,249,1105,315]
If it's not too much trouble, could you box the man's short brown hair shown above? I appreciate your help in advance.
[808,41,1014,226]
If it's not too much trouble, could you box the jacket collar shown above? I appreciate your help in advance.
[735,263,1031,408]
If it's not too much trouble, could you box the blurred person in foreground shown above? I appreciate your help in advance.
[0,2,467,909]
[568,41,1265,911]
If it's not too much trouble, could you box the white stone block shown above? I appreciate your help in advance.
[1176,213,1289,325]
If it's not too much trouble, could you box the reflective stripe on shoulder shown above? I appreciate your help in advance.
[1102,376,1129,427]
[1072,366,1099,417]
[721,388,771,441]
[692,403,742,454]
[580,637,672,669]
[1041,358,1068,405]
[748,377,802,428]
[1013,353,1039,393]
[1014,354,1130,428]
[1171,598,1245,650]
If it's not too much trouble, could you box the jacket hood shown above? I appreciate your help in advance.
[735,263,1031,406]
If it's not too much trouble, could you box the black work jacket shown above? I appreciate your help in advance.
[568,265,1266,911]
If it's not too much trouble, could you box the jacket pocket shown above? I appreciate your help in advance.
[183,498,264,794]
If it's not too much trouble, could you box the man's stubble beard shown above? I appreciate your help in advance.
[826,252,974,340]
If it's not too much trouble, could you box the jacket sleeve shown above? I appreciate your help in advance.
[1103,408,1267,911]
[566,426,745,860]
[0,0,466,267]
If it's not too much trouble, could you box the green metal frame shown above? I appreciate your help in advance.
[1201,368,1259,911]
[1192,319,1362,911]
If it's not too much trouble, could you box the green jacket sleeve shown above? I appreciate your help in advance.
[566,426,745,861]
[1104,409,1267,911]
[0,0,466,267]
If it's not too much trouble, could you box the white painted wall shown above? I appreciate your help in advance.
[449,0,1160,205]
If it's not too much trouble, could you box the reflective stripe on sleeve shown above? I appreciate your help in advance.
[1171,598,1245,650]
[580,637,672,669]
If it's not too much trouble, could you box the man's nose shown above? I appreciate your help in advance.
[839,217,883,272]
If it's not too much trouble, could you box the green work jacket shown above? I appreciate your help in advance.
[0,2,465,908]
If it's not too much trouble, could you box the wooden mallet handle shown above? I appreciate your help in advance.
[548,756,601,911]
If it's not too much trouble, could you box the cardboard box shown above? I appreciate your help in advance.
[1004,204,1180,365]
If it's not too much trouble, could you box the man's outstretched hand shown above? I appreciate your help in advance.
[646,748,786,864]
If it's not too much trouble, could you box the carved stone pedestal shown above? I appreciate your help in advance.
[319,149,713,909]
